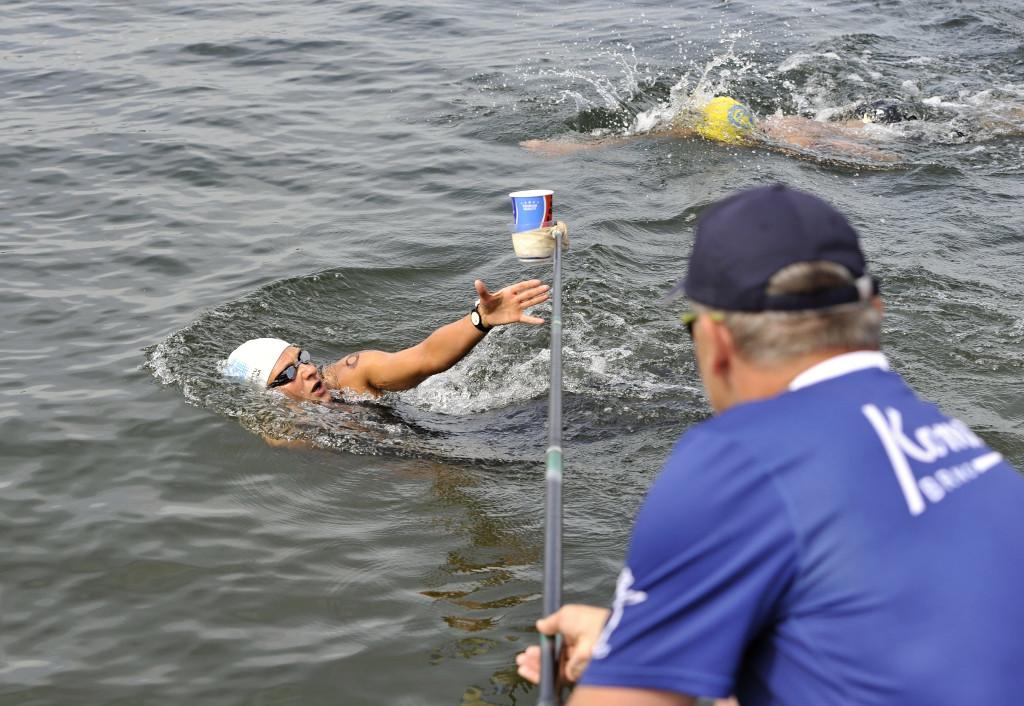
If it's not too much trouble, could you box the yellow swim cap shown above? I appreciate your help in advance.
[697,97,755,145]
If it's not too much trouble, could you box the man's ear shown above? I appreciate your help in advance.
[697,315,734,376]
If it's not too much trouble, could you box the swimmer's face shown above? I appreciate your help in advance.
[268,346,329,402]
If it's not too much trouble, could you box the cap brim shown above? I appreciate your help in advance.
[659,278,688,305]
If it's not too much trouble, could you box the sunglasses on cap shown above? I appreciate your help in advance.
[679,310,725,338]
[268,349,311,388]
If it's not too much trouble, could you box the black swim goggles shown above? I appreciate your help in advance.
[267,349,311,388]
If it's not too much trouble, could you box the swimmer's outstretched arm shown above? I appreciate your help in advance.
[520,136,634,156]
[323,278,551,395]
[520,125,698,156]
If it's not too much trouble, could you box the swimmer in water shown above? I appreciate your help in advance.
[523,95,1024,163]
[521,95,902,163]
[842,97,1024,137]
[224,276,552,402]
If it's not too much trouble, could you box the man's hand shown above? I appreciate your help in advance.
[475,278,550,327]
[516,604,726,706]
[515,604,611,685]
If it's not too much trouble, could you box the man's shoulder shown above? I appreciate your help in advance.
[665,368,918,479]
[657,422,779,510]
[667,421,751,472]
[714,366,912,431]
[632,417,801,600]
[666,395,804,470]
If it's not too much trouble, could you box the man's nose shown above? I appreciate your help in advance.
[300,362,317,379]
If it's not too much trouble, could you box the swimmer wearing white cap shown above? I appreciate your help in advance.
[225,277,551,402]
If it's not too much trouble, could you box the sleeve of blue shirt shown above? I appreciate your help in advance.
[580,424,800,699]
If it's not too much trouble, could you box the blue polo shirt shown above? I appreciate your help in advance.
[581,352,1024,704]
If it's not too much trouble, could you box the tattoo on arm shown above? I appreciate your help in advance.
[344,353,361,369]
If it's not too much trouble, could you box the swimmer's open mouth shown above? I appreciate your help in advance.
[312,381,323,394]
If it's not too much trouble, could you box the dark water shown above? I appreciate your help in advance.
[3,1,1022,704]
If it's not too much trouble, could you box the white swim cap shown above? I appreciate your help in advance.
[224,337,291,386]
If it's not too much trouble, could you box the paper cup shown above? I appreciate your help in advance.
[509,189,554,232]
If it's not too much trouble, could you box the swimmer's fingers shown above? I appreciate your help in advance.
[475,279,550,327]
[507,284,552,326]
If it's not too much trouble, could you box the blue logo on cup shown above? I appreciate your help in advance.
[510,189,554,232]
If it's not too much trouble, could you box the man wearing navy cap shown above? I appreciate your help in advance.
[516,185,1024,705]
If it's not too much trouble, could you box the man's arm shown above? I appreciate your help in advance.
[571,689,739,706]
[516,429,796,704]
[568,687,695,706]
[323,278,550,395]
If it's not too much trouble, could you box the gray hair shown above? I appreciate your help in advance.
[693,261,881,365]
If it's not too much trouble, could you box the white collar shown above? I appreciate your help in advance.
[788,351,889,391]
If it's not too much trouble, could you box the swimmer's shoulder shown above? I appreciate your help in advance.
[323,350,384,397]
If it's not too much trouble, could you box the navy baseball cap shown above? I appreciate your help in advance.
[670,184,877,311]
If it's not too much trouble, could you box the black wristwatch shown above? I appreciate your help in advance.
[470,303,493,333]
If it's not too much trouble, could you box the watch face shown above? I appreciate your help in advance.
[471,311,481,325]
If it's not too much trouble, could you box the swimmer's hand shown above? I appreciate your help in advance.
[475,278,551,326]
[262,435,314,450]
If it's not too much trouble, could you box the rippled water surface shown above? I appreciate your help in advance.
[3,1,1023,704]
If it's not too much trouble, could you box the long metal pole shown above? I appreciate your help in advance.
[537,228,564,706]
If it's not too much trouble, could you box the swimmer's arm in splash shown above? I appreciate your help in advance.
[322,278,551,395]
[520,135,635,156]
[520,124,697,156]
[757,116,899,163]
[262,435,315,449]
[977,106,1024,135]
